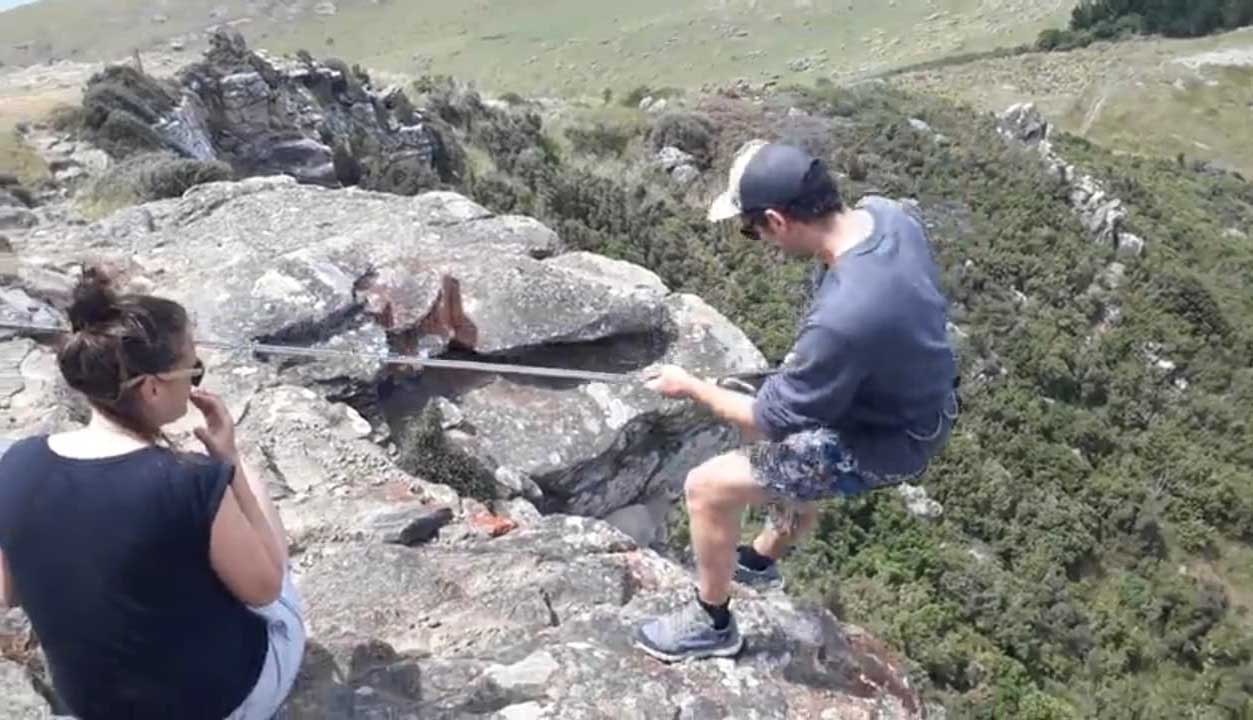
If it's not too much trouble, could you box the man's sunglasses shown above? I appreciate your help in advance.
[738,210,769,240]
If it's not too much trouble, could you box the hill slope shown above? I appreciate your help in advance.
[0,0,1073,94]
[889,27,1253,176]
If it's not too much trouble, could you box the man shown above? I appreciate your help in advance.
[635,140,959,662]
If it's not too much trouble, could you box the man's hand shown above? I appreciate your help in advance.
[644,364,762,441]
[190,389,239,462]
[644,365,698,399]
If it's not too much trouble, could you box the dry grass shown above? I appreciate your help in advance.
[889,28,1253,176]
[1,0,1072,98]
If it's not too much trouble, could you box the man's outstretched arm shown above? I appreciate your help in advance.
[644,367,764,443]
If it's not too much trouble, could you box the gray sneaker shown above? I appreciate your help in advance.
[734,549,785,591]
[634,600,744,663]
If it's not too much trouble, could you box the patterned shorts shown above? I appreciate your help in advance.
[745,428,913,533]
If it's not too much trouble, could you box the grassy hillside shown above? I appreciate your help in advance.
[889,28,1253,176]
[415,74,1253,717]
[0,0,1073,95]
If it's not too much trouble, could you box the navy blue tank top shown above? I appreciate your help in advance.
[0,436,267,719]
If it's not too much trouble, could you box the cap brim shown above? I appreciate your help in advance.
[707,190,741,222]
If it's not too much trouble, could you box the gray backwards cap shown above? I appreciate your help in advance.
[708,141,820,222]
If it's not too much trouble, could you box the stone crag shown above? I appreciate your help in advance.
[80,31,460,195]
[0,179,928,718]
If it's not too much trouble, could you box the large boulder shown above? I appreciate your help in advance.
[12,179,765,521]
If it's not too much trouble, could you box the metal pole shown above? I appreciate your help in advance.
[0,321,775,387]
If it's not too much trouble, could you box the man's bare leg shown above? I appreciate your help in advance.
[752,503,819,561]
[635,451,769,662]
[685,451,771,605]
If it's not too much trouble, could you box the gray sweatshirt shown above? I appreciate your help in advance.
[751,196,958,476]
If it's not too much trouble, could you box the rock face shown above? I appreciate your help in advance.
[11,178,764,524]
[285,516,924,719]
[0,659,49,720]
[997,102,1145,258]
[0,222,922,716]
[87,31,458,193]
[0,178,925,720]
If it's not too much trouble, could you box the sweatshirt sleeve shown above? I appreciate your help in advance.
[752,324,865,441]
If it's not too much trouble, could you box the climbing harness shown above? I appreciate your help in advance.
[0,320,776,389]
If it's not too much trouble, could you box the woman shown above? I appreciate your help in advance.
[0,268,305,719]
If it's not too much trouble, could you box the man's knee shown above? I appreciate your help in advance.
[684,452,757,512]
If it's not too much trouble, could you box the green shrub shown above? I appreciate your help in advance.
[621,85,652,108]
[47,105,88,134]
[621,84,683,108]
[649,111,718,168]
[359,154,440,196]
[563,120,640,158]
[93,110,167,159]
[136,156,232,199]
[86,152,233,211]
[323,57,366,101]
[82,65,177,124]
[331,142,362,187]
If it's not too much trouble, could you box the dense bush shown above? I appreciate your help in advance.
[92,111,166,159]
[79,65,180,159]
[620,84,683,109]
[85,152,232,211]
[563,120,640,158]
[444,79,1253,717]
[1039,0,1253,50]
[649,111,718,168]
[1072,0,1253,37]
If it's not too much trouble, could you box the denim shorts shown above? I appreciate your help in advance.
[226,572,307,720]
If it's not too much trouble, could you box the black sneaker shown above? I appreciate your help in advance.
[733,547,785,591]
[634,600,744,663]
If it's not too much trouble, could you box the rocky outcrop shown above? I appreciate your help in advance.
[81,31,458,194]
[997,103,1144,259]
[284,514,925,719]
[10,178,765,526]
[0,257,922,720]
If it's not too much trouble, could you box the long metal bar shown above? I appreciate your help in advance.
[0,321,649,385]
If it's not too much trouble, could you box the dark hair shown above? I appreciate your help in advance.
[743,159,844,231]
[57,266,190,439]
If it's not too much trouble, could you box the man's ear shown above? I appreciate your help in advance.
[763,208,787,232]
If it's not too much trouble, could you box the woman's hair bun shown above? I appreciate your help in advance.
[67,265,120,333]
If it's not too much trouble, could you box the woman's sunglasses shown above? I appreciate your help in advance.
[119,359,205,393]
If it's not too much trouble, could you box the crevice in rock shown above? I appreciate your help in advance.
[257,443,295,500]
[450,327,669,380]
[252,302,367,349]
[27,665,68,716]
[377,328,674,507]
[540,589,560,628]
[377,328,669,422]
